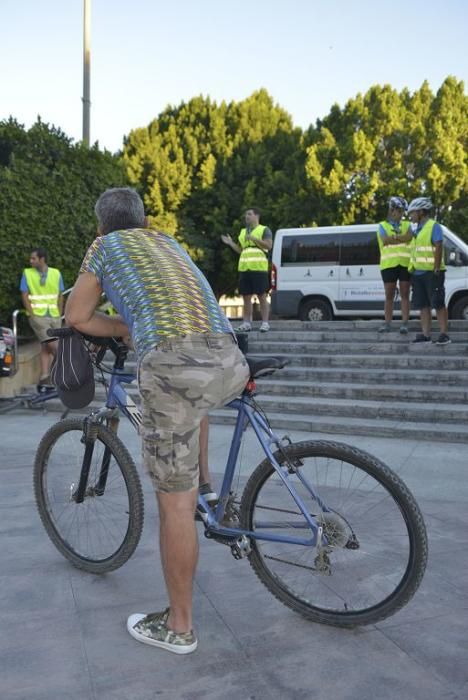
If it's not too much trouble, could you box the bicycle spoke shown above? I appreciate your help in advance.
[242,441,427,626]
[40,425,132,562]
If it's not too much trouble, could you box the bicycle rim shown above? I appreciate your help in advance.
[34,419,144,573]
[241,440,427,626]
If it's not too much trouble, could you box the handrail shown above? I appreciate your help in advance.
[10,287,74,376]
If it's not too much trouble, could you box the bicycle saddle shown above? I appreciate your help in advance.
[245,356,289,379]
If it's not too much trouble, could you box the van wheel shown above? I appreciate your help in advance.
[450,296,468,320]
[299,299,332,322]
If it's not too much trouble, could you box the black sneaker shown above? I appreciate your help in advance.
[435,333,451,346]
[412,334,432,344]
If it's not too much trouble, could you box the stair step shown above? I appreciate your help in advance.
[249,394,468,423]
[209,410,468,443]
[245,352,468,370]
[239,320,468,331]
[274,366,468,385]
[256,378,468,403]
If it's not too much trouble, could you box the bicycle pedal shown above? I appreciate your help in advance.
[230,535,251,560]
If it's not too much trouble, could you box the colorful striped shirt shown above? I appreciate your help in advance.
[80,229,233,359]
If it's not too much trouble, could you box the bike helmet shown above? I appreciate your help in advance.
[407,197,433,213]
[388,196,408,210]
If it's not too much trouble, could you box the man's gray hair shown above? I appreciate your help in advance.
[95,187,145,234]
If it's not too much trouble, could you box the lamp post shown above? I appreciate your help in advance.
[82,0,91,146]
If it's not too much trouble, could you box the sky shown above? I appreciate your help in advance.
[1,0,467,153]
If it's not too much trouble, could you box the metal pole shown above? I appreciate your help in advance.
[82,0,91,146]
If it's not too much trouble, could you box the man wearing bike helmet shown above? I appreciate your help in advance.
[392,197,450,345]
[377,196,412,334]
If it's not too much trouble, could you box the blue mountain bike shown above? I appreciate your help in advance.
[33,328,428,627]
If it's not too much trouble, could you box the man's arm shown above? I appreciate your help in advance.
[21,291,33,315]
[433,241,443,272]
[65,272,129,337]
[220,234,241,255]
[247,230,273,252]
[392,231,413,244]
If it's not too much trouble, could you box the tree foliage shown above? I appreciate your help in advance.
[123,77,467,295]
[304,77,467,225]
[1,77,466,321]
[0,118,128,323]
[123,90,307,295]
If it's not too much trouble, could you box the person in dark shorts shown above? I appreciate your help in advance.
[377,197,412,334]
[392,197,450,345]
[221,207,272,332]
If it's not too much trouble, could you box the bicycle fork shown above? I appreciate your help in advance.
[74,417,111,502]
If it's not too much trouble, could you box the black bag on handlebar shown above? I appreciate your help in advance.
[49,327,95,409]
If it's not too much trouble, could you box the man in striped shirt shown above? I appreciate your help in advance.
[66,188,249,654]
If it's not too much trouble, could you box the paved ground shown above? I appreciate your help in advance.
[1,410,467,700]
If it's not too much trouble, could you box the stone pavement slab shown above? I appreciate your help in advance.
[0,412,467,700]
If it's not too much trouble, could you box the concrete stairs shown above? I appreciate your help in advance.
[209,319,468,443]
[25,320,468,443]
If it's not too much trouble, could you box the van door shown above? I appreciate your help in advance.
[337,230,383,315]
[278,232,340,319]
[443,230,468,319]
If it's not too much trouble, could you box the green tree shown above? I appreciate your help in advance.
[304,77,467,225]
[0,118,128,323]
[123,90,306,295]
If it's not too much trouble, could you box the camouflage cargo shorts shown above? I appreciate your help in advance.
[138,333,249,493]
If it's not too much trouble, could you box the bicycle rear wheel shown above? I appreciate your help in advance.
[34,418,144,574]
[240,440,427,627]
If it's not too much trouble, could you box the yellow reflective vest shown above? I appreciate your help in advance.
[238,225,269,272]
[24,267,61,317]
[409,219,446,273]
[377,220,412,270]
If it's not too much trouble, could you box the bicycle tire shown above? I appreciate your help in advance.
[34,418,144,574]
[240,440,427,627]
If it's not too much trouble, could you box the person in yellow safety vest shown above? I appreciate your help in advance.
[221,207,272,333]
[377,196,412,335]
[20,248,64,384]
[391,197,450,346]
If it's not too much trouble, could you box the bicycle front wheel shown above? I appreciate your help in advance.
[240,440,427,627]
[34,418,144,574]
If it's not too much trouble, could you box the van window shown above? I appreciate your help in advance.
[281,234,339,266]
[340,231,379,266]
[443,235,468,266]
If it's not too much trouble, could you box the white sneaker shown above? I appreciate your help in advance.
[237,322,252,332]
[127,609,198,654]
[259,322,270,332]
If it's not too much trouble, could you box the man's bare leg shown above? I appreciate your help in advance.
[399,281,411,324]
[383,282,396,324]
[39,339,57,381]
[436,306,448,334]
[258,293,269,322]
[242,295,253,323]
[157,489,198,633]
[420,307,432,336]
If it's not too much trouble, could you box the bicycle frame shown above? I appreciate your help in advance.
[84,366,326,549]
